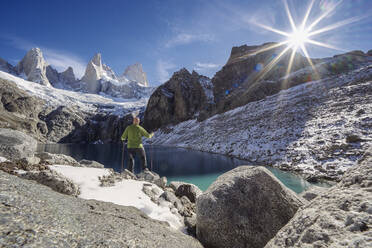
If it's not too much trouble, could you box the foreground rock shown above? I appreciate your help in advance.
[196,166,305,248]
[0,170,203,247]
[265,149,372,248]
[0,128,37,160]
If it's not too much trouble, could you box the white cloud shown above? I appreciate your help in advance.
[2,35,86,78]
[194,62,220,72]
[165,33,214,48]
[156,59,176,83]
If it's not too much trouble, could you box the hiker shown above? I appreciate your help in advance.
[121,116,154,173]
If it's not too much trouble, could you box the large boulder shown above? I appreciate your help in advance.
[0,128,37,160]
[196,166,306,248]
[265,149,372,247]
[0,170,203,247]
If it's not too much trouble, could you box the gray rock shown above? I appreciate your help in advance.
[0,128,37,160]
[154,176,167,189]
[196,166,306,248]
[16,156,41,166]
[0,170,203,248]
[137,169,160,183]
[346,133,363,143]
[160,191,183,211]
[175,183,202,203]
[79,159,105,168]
[185,215,197,237]
[299,185,329,201]
[19,169,80,196]
[35,152,79,166]
[121,169,137,179]
[265,149,372,248]
[169,181,185,191]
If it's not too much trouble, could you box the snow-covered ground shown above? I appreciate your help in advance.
[0,157,7,163]
[0,71,148,117]
[50,165,183,230]
[150,64,372,181]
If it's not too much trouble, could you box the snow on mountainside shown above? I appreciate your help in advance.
[0,70,147,117]
[149,64,372,181]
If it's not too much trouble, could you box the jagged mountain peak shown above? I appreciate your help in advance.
[91,53,102,67]
[16,47,51,87]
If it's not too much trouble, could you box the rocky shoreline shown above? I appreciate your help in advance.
[1,128,372,247]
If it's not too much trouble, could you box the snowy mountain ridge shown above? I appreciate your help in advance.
[0,48,152,100]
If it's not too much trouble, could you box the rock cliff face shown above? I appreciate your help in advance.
[211,43,371,114]
[0,78,48,141]
[16,48,51,87]
[144,68,210,131]
[122,63,149,87]
[265,149,372,247]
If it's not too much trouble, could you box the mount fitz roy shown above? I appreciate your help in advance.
[0,47,151,99]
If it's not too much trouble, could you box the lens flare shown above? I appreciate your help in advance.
[251,0,362,82]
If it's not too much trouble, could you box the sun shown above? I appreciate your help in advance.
[288,28,309,49]
[250,0,363,81]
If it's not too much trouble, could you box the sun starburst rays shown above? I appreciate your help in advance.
[251,0,357,84]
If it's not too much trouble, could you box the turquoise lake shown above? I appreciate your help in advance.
[38,144,326,193]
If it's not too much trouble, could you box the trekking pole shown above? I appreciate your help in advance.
[150,140,153,172]
[121,141,125,173]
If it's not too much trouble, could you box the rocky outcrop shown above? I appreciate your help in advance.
[0,128,37,160]
[265,149,372,247]
[16,48,51,86]
[196,166,305,248]
[80,53,103,93]
[43,106,87,142]
[0,78,48,141]
[0,170,203,247]
[122,63,149,86]
[144,68,209,131]
[211,43,372,115]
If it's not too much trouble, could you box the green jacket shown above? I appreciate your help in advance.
[121,124,153,148]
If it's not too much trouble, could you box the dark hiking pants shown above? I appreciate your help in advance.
[127,147,147,172]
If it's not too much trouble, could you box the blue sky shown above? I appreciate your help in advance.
[1,0,371,86]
